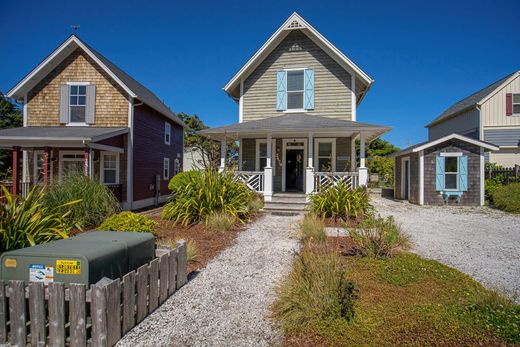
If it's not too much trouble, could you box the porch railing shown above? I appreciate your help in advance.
[233,171,265,192]
[314,172,359,192]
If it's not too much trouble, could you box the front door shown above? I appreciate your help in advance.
[286,149,304,191]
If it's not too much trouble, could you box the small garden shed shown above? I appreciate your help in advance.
[389,133,498,206]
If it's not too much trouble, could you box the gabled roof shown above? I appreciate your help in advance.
[224,12,373,101]
[7,35,186,128]
[198,113,391,141]
[426,71,520,128]
[388,133,499,157]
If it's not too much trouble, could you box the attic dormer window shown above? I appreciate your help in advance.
[70,85,87,123]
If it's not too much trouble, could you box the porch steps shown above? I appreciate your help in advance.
[263,193,307,213]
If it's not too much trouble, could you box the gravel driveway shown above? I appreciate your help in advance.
[118,213,300,347]
[372,195,520,301]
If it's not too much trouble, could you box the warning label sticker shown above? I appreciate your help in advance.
[29,264,54,283]
[56,260,81,275]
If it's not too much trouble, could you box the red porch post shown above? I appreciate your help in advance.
[43,147,51,187]
[11,146,20,196]
[83,148,90,177]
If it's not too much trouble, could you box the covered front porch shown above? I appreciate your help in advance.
[199,114,391,201]
[0,127,128,202]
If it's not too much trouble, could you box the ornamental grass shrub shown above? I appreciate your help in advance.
[99,211,157,233]
[300,214,326,244]
[273,251,358,334]
[205,211,236,232]
[491,183,520,213]
[162,169,255,225]
[156,238,199,265]
[44,174,120,228]
[309,183,371,221]
[0,186,78,252]
[347,214,410,258]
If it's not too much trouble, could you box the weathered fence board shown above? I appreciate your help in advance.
[8,280,26,346]
[0,245,187,347]
[69,283,87,347]
[122,271,136,334]
[148,259,159,313]
[29,282,46,347]
[49,282,66,347]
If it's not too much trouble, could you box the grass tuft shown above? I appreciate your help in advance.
[205,211,236,232]
[157,238,199,265]
[300,214,326,244]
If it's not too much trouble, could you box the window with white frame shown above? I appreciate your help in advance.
[101,152,119,184]
[164,122,171,145]
[314,139,336,172]
[163,157,170,180]
[444,156,458,190]
[287,70,304,110]
[33,152,45,183]
[513,94,520,115]
[256,140,275,174]
[69,85,87,123]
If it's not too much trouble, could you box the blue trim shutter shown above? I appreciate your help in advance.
[304,69,315,110]
[458,155,468,191]
[276,71,287,111]
[435,156,444,191]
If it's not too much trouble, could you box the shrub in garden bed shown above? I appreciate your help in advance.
[347,214,410,258]
[300,214,326,244]
[162,169,255,225]
[99,211,157,233]
[0,186,77,252]
[491,183,520,213]
[44,174,120,228]
[309,183,371,221]
[205,211,236,232]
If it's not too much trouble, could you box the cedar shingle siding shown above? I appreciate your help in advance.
[27,48,128,127]
[243,30,353,121]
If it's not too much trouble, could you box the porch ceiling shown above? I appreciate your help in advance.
[198,113,391,141]
[0,126,128,149]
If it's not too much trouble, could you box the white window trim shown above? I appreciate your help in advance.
[163,157,170,180]
[33,150,53,184]
[400,156,410,200]
[444,156,459,192]
[440,152,463,157]
[255,139,276,175]
[68,83,89,125]
[314,138,336,172]
[59,150,84,179]
[513,93,520,115]
[164,122,171,145]
[100,151,120,185]
[284,68,306,112]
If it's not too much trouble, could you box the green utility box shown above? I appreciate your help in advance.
[0,231,155,285]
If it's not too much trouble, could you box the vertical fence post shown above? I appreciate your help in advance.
[48,282,66,347]
[168,249,177,296]
[0,281,6,344]
[159,253,169,304]
[106,279,121,347]
[148,259,159,313]
[29,282,46,346]
[176,240,188,289]
[69,283,87,347]
[91,283,108,347]
[8,280,26,347]
[122,271,136,334]
[136,265,149,323]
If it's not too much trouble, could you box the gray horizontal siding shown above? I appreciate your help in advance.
[484,128,520,147]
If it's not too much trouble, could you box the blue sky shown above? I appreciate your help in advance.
[1,0,518,148]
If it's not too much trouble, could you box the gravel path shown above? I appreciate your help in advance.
[372,195,520,301]
[118,213,301,347]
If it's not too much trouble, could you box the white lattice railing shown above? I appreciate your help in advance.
[314,172,359,192]
[233,171,265,192]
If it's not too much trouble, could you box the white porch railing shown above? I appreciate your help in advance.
[233,171,265,192]
[314,172,359,192]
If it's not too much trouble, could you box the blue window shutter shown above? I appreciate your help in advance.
[304,69,315,110]
[276,71,287,111]
[458,155,468,191]
[436,156,445,191]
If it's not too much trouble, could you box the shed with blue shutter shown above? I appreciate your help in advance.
[389,133,499,206]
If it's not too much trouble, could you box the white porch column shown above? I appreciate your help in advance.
[263,134,273,201]
[305,133,314,197]
[359,133,368,186]
[219,138,226,172]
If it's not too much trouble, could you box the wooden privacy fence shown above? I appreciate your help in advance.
[0,240,188,347]
[486,164,520,184]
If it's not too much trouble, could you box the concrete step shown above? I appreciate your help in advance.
[264,201,307,211]
[271,193,307,204]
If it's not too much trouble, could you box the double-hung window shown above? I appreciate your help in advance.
[163,158,170,180]
[513,94,520,115]
[314,139,336,172]
[256,139,276,174]
[286,70,304,110]
[164,122,171,145]
[444,157,458,190]
[101,152,119,184]
[69,85,87,123]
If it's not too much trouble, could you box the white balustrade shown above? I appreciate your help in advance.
[313,172,359,192]
[233,171,265,192]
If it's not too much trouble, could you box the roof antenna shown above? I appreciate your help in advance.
[71,24,80,34]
